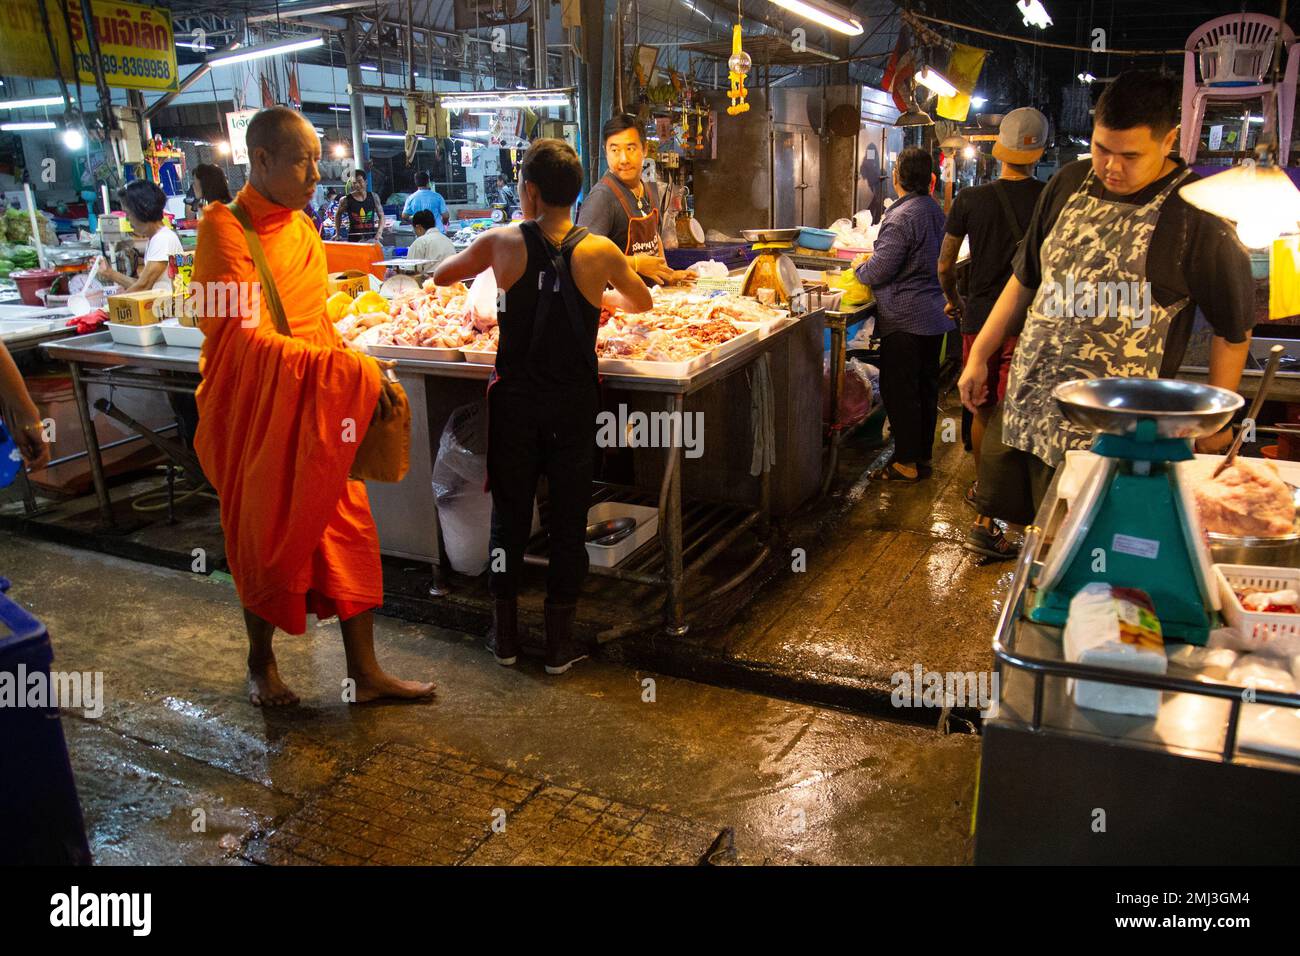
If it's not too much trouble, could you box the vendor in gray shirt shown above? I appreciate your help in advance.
[578,113,692,286]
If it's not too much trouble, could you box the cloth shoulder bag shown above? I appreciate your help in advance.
[227,200,410,483]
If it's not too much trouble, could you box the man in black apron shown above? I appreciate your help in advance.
[958,69,1254,532]
[434,139,651,673]
[578,113,691,286]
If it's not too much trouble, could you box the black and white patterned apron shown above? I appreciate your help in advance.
[1002,166,1192,467]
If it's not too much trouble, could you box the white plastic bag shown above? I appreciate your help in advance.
[466,267,498,331]
[432,401,492,575]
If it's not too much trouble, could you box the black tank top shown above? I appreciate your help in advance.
[494,221,601,392]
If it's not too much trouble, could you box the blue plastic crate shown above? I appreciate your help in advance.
[0,576,91,864]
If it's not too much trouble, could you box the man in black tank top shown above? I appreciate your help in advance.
[435,140,651,674]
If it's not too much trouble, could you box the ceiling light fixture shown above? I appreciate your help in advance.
[767,0,863,36]
[0,96,70,110]
[0,121,56,131]
[970,96,987,108]
[1077,71,1096,84]
[440,88,574,111]
[208,35,324,67]
[1016,0,1053,29]
[916,67,958,98]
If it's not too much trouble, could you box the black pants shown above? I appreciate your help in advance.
[878,330,944,465]
[486,384,597,604]
[973,404,1057,526]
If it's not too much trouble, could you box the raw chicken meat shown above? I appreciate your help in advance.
[1188,457,1297,537]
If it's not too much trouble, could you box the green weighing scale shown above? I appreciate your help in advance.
[1030,378,1244,645]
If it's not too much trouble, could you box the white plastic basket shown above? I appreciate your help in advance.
[1214,564,1300,655]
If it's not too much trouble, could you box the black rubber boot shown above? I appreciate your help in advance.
[543,601,587,675]
[487,598,520,666]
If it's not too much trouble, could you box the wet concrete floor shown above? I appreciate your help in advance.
[5,536,978,866]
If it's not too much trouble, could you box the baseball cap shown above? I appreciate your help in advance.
[993,107,1049,164]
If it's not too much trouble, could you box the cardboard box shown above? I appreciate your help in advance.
[107,290,168,326]
[328,270,369,298]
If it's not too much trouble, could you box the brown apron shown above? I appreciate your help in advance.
[603,173,663,258]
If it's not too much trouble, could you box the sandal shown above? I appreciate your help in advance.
[963,523,1020,560]
[964,480,979,510]
[869,461,921,482]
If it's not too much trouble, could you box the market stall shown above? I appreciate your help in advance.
[43,276,827,636]
[975,378,1300,864]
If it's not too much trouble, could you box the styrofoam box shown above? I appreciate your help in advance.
[106,321,163,347]
[160,319,203,348]
[585,501,658,567]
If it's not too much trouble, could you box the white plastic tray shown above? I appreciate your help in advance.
[1214,564,1300,655]
[597,350,711,377]
[160,320,203,348]
[706,323,760,361]
[461,347,496,365]
[367,343,464,362]
[585,501,658,567]
[107,321,163,346]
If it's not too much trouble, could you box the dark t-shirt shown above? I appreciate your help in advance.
[946,177,1046,334]
[577,176,660,254]
[1013,158,1254,377]
[340,192,381,241]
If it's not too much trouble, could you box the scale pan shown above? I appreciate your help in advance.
[1053,378,1243,439]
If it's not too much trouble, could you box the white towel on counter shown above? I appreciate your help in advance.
[749,352,776,477]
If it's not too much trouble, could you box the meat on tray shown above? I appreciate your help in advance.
[1187,457,1297,537]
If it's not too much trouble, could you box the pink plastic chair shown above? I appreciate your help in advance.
[1180,13,1299,164]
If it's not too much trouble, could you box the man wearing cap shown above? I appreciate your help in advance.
[938,107,1048,557]
[958,70,1254,540]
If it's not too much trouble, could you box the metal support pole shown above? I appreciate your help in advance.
[345,16,369,169]
[406,0,416,92]
[68,363,114,528]
[662,393,687,636]
[533,0,548,89]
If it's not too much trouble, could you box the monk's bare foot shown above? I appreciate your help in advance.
[248,658,300,707]
[350,669,436,704]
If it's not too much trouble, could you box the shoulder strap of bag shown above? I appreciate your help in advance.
[991,180,1027,244]
[227,200,292,338]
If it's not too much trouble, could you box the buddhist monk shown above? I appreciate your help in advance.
[191,106,434,706]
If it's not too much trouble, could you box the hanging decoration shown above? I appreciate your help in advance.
[726,23,751,115]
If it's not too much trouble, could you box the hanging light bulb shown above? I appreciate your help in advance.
[62,126,84,150]
[216,141,231,155]
[1180,159,1300,249]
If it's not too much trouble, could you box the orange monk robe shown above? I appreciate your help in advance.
[192,184,384,635]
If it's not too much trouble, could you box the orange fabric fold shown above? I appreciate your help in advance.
[193,183,384,635]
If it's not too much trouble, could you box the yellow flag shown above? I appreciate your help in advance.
[936,44,987,122]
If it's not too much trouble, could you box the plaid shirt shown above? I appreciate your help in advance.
[856,192,953,337]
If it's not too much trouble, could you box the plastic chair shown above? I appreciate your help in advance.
[1180,13,1299,164]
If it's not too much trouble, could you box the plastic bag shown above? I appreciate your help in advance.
[467,267,498,331]
[822,354,874,429]
[432,401,492,575]
[687,260,728,278]
[830,267,874,310]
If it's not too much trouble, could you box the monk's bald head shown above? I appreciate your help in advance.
[246,107,321,210]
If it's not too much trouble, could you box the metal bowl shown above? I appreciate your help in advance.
[585,516,636,546]
[1206,483,1300,562]
[1053,378,1243,439]
[742,227,801,244]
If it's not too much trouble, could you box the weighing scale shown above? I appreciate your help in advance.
[739,227,803,309]
[1031,377,1244,645]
